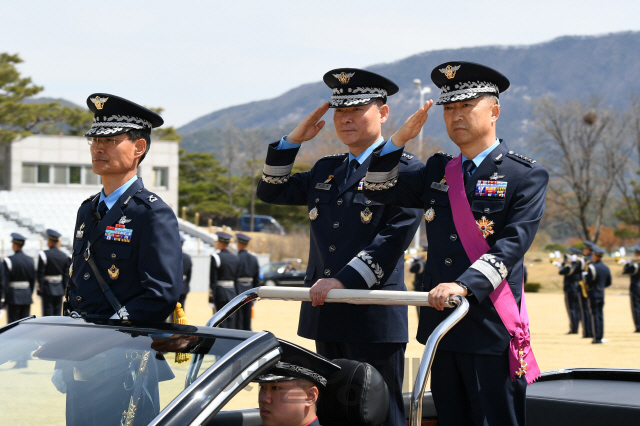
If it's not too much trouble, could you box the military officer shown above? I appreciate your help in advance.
[37,229,70,316]
[3,233,36,324]
[256,68,423,426]
[364,61,549,425]
[235,232,260,330]
[179,235,192,310]
[584,245,611,344]
[555,247,583,334]
[67,94,182,322]
[578,240,595,338]
[622,245,640,332]
[210,231,239,328]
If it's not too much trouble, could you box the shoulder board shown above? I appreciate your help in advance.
[321,153,348,160]
[434,151,454,159]
[133,188,162,205]
[506,150,536,165]
[82,193,100,204]
[402,153,415,160]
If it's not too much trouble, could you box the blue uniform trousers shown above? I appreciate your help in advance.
[42,295,63,316]
[316,341,405,426]
[589,296,605,343]
[564,286,581,334]
[431,350,527,426]
[579,292,593,338]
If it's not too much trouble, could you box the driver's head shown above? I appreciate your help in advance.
[254,354,340,426]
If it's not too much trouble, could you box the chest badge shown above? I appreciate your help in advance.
[424,208,435,222]
[76,223,85,239]
[309,207,319,221]
[476,216,495,238]
[475,180,507,198]
[489,172,505,180]
[108,264,120,280]
[118,215,132,225]
[361,207,373,224]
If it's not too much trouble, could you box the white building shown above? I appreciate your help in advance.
[0,134,179,210]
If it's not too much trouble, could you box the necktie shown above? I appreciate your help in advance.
[97,201,108,219]
[347,159,360,181]
[463,159,476,185]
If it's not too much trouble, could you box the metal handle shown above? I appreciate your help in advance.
[409,295,469,426]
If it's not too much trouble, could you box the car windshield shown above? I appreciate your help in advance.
[0,318,248,426]
[260,262,289,273]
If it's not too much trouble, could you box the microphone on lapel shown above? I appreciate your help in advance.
[92,201,108,222]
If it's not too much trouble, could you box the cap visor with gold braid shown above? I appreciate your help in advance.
[323,68,399,108]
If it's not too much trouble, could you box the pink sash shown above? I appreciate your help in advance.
[445,155,540,384]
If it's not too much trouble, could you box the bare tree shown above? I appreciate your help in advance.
[616,96,640,228]
[533,97,631,243]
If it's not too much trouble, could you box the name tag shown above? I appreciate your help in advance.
[430,182,449,192]
[475,180,507,198]
[315,183,332,190]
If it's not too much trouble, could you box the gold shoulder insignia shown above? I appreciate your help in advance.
[402,153,414,160]
[435,151,454,159]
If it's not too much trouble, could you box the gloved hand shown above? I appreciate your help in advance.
[552,261,562,268]
[51,369,67,394]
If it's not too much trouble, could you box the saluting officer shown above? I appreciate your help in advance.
[364,62,549,425]
[584,245,611,343]
[68,94,182,322]
[256,68,423,426]
[210,231,239,328]
[578,240,595,338]
[235,233,260,330]
[555,247,583,334]
[622,245,640,332]
[37,229,70,316]
[179,235,192,310]
[3,233,36,324]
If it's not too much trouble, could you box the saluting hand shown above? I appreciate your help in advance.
[428,281,467,311]
[310,278,345,307]
[390,100,434,147]
[287,102,330,144]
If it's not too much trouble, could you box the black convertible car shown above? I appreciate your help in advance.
[1,288,638,425]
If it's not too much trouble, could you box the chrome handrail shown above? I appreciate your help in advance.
[409,295,469,426]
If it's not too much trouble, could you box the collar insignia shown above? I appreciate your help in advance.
[334,72,355,84]
[118,215,132,225]
[147,195,158,203]
[90,96,109,110]
[439,65,461,79]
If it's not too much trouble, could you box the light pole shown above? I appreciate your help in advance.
[412,79,431,251]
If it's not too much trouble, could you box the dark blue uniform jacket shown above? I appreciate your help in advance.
[69,178,182,322]
[257,141,423,343]
[623,260,640,286]
[237,250,260,294]
[585,260,611,300]
[364,140,549,354]
[559,258,581,291]
[210,249,239,304]
[2,251,36,305]
[38,246,70,297]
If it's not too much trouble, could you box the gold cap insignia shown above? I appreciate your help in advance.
[333,72,355,84]
[439,65,461,80]
[90,96,109,110]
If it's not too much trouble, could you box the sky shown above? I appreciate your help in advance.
[2,1,639,128]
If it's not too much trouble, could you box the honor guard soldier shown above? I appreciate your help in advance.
[555,247,583,334]
[67,94,182,322]
[235,233,260,330]
[179,235,193,310]
[364,61,550,425]
[578,240,595,338]
[2,233,36,324]
[256,68,423,426]
[584,245,611,343]
[622,245,640,332]
[408,253,427,317]
[37,229,70,316]
[210,231,239,328]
